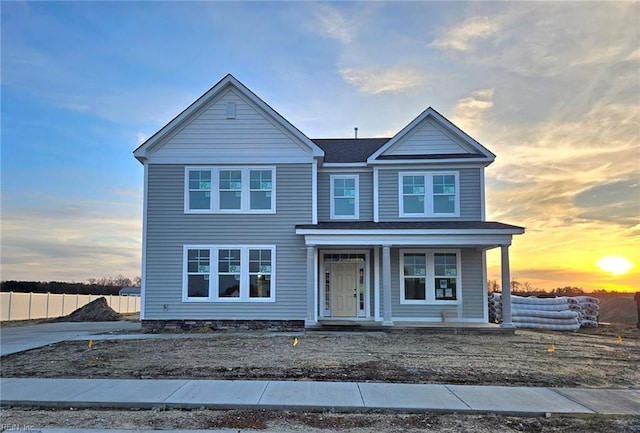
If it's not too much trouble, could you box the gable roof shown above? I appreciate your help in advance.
[367,107,495,165]
[133,74,324,162]
[312,138,390,163]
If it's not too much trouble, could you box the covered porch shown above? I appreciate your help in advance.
[295,221,525,328]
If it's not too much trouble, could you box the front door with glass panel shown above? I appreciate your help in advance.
[331,262,358,317]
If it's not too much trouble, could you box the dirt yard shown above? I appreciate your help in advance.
[2,324,639,388]
[2,293,638,432]
[1,408,637,433]
[2,323,639,432]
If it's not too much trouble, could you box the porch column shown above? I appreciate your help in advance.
[500,244,514,328]
[382,245,393,326]
[305,245,316,326]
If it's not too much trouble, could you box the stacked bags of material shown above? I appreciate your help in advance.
[488,292,502,324]
[489,294,588,331]
[510,296,580,331]
[567,295,600,328]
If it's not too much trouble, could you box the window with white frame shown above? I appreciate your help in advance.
[218,170,243,210]
[186,249,211,298]
[185,167,275,213]
[399,172,459,217]
[400,250,459,303]
[183,245,275,302]
[330,175,359,219]
[187,170,212,210]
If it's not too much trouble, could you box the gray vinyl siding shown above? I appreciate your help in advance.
[317,171,373,222]
[390,248,485,321]
[378,167,482,221]
[144,163,312,320]
[385,119,466,156]
[459,249,485,319]
[152,89,311,163]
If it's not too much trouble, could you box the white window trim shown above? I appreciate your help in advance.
[330,174,359,220]
[398,171,460,218]
[182,245,276,302]
[184,166,276,214]
[399,249,461,305]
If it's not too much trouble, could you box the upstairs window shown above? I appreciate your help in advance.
[399,172,459,217]
[330,175,359,219]
[219,170,242,210]
[185,167,275,213]
[188,170,212,210]
[250,170,273,210]
[433,174,456,214]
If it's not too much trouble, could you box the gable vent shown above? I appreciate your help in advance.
[226,101,236,119]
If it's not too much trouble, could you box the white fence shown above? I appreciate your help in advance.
[0,292,141,321]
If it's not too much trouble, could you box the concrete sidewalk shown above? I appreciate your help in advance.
[1,377,639,416]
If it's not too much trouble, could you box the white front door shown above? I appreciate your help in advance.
[332,262,358,317]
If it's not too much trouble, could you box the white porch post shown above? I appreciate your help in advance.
[374,247,381,321]
[382,245,393,326]
[305,245,316,326]
[500,244,514,328]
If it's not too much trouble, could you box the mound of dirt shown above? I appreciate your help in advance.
[595,294,638,324]
[58,297,121,322]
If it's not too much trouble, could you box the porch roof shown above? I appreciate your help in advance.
[295,221,524,248]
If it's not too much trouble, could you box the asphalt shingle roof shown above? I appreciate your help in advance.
[312,138,487,163]
[312,138,390,163]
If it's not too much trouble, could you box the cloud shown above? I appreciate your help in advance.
[314,4,353,44]
[1,193,142,282]
[485,101,639,225]
[430,16,500,52]
[574,180,640,227]
[466,3,637,79]
[339,66,425,95]
[450,89,494,133]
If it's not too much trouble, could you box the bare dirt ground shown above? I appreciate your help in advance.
[2,324,639,388]
[1,294,638,432]
[1,325,639,432]
[2,408,638,433]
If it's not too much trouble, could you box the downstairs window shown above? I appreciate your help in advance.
[183,245,275,302]
[400,250,460,303]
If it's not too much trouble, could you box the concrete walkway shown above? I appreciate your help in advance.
[0,321,142,356]
[1,377,639,416]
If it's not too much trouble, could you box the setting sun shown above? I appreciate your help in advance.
[597,256,634,276]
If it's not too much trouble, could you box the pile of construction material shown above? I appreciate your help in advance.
[568,296,600,328]
[489,294,600,331]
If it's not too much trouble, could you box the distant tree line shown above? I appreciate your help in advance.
[487,279,622,297]
[1,275,140,295]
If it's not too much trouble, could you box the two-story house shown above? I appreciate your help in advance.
[133,74,524,330]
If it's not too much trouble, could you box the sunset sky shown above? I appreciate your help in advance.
[1,2,638,292]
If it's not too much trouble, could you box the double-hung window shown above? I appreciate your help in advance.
[185,167,275,213]
[400,250,460,303]
[186,249,210,298]
[399,172,459,217]
[188,171,212,210]
[218,170,243,210]
[330,175,359,219]
[183,245,275,302]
